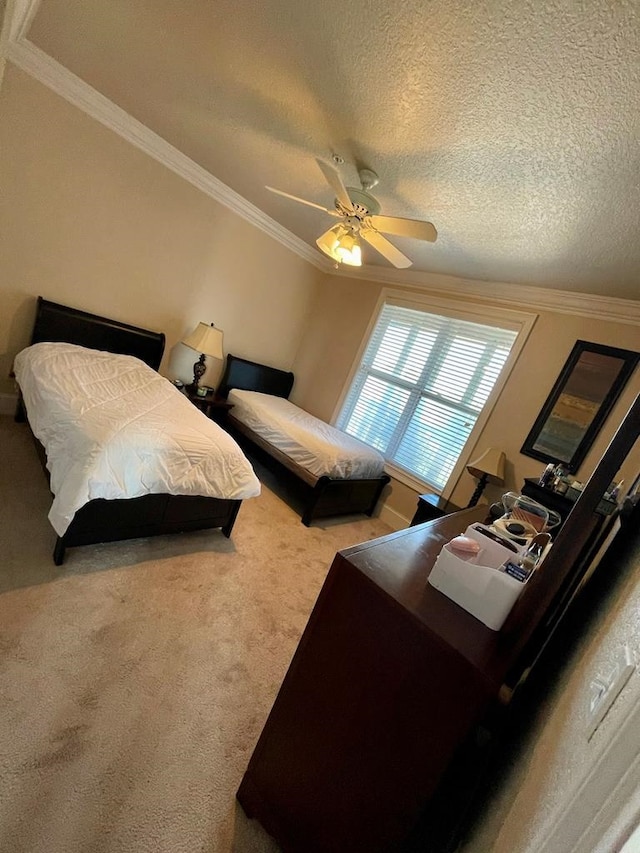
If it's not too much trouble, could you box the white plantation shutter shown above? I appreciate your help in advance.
[337,303,518,491]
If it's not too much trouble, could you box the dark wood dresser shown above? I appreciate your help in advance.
[237,506,514,853]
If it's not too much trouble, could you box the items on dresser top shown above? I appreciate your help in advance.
[522,477,618,523]
[429,522,554,631]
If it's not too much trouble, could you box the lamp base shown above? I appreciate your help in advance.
[192,353,207,389]
[467,474,489,507]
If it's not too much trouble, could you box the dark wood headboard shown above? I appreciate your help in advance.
[29,297,166,370]
[218,353,294,399]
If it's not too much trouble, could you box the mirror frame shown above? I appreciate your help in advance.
[520,340,639,473]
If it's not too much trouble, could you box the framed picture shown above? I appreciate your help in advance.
[521,340,639,473]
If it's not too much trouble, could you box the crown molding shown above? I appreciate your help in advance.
[330,264,640,325]
[6,38,329,271]
[1,0,41,45]
[4,34,638,322]
[0,0,38,88]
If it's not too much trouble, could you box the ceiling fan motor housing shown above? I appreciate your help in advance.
[338,188,381,217]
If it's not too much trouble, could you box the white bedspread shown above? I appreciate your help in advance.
[14,343,261,536]
[227,389,385,480]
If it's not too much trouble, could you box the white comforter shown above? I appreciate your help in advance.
[14,343,261,536]
[228,389,385,480]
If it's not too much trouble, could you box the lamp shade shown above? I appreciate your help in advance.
[466,447,506,485]
[182,322,224,360]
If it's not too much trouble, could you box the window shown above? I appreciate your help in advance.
[336,301,520,492]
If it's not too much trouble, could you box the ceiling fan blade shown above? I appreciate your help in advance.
[361,229,413,269]
[265,185,339,215]
[315,158,354,212]
[368,214,437,242]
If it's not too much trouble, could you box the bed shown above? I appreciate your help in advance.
[218,354,390,525]
[14,297,260,565]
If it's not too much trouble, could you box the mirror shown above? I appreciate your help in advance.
[521,340,639,473]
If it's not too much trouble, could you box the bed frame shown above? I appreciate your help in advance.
[218,353,390,526]
[16,296,243,565]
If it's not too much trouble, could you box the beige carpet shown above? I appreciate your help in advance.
[0,415,392,853]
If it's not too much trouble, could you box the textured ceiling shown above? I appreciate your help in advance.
[22,0,640,299]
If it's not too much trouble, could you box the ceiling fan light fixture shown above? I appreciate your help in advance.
[271,157,436,270]
[316,224,362,267]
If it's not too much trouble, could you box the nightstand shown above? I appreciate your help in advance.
[183,387,234,428]
[521,477,617,524]
[521,478,574,524]
[410,493,461,525]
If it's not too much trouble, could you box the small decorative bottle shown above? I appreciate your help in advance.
[609,480,624,502]
[551,464,567,492]
[539,463,555,488]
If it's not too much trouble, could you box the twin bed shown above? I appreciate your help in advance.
[15,298,388,564]
[15,298,261,565]
[219,354,390,526]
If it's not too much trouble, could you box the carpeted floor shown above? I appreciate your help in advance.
[0,415,392,853]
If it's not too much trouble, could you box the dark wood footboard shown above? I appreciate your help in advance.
[18,410,243,565]
[52,494,242,566]
[301,473,390,526]
[228,418,389,526]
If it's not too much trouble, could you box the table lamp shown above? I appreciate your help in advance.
[466,447,506,507]
[182,322,224,391]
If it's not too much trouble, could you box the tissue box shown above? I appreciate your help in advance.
[428,524,528,631]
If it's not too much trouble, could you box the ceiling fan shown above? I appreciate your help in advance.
[266,158,437,269]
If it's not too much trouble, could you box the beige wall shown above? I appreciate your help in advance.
[292,274,640,524]
[0,66,322,396]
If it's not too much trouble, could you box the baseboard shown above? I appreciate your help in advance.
[0,393,17,416]
[379,502,409,531]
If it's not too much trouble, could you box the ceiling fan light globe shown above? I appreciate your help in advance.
[316,224,343,256]
[335,233,362,266]
[337,244,362,266]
